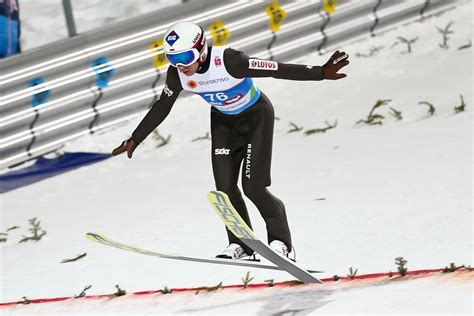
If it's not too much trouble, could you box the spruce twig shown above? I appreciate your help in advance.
[194,282,223,294]
[288,122,303,133]
[264,279,275,287]
[74,285,92,298]
[61,253,87,264]
[454,94,466,113]
[305,120,337,135]
[159,287,172,294]
[391,37,418,53]
[18,218,47,243]
[111,285,126,297]
[395,257,408,276]
[7,226,20,232]
[355,45,384,57]
[241,271,254,288]
[436,22,454,49]
[347,267,358,280]
[442,263,465,273]
[152,129,171,147]
[419,101,436,116]
[17,297,31,305]
[191,132,210,142]
[357,99,391,125]
[458,40,471,50]
[389,107,403,120]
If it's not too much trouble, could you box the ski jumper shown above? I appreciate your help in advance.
[131,46,324,255]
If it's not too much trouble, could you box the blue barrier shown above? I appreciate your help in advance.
[0,152,111,194]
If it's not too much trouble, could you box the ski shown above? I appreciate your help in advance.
[86,232,323,273]
[207,191,324,284]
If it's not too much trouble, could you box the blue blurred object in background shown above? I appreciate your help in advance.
[0,0,21,58]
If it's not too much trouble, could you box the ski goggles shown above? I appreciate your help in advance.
[166,49,200,67]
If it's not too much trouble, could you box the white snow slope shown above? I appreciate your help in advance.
[1,1,472,315]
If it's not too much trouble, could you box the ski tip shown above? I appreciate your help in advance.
[85,232,103,242]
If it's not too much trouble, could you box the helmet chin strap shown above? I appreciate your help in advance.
[197,43,208,71]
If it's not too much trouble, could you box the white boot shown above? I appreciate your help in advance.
[269,240,289,257]
[216,243,249,259]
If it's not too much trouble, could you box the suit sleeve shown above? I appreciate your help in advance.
[131,66,183,144]
[223,48,324,81]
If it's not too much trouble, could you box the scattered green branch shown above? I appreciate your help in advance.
[74,285,92,299]
[241,271,254,288]
[0,237,6,243]
[391,37,418,53]
[436,22,454,49]
[347,267,358,280]
[389,107,403,120]
[419,101,436,116]
[305,120,338,135]
[191,132,210,142]
[355,45,384,57]
[17,297,31,305]
[395,257,408,276]
[111,285,126,297]
[18,218,47,243]
[357,99,391,126]
[159,286,172,294]
[264,279,275,287]
[194,282,223,294]
[61,253,87,264]
[152,129,171,147]
[458,40,471,50]
[288,122,304,133]
[7,226,20,232]
[454,94,467,113]
[442,263,465,273]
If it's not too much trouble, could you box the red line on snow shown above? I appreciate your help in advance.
[0,268,468,307]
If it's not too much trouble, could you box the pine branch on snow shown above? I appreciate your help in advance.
[436,21,454,49]
[458,40,471,50]
[305,120,337,135]
[454,94,467,113]
[389,107,403,120]
[395,257,408,276]
[152,129,171,147]
[74,285,92,298]
[391,37,418,54]
[288,122,304,133]
[442,263,465,273]
[348,267,358,280]
[111,285,126,297]
[61,253,87,263]
[241,271,254,288]
[357,99,391,126]
[18,218,47,243]
[419,101,436,116]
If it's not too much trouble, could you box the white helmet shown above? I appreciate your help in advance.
[163,21,208,67]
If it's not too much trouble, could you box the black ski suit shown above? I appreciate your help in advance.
[131,47,324,255]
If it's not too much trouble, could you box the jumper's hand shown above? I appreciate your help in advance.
[322,50,350,80]
[112,138,138,159]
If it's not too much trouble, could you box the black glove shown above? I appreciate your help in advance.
[322,50,350,80]
[112,138,138,159]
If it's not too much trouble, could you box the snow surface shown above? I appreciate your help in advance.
[1,1,472,315]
